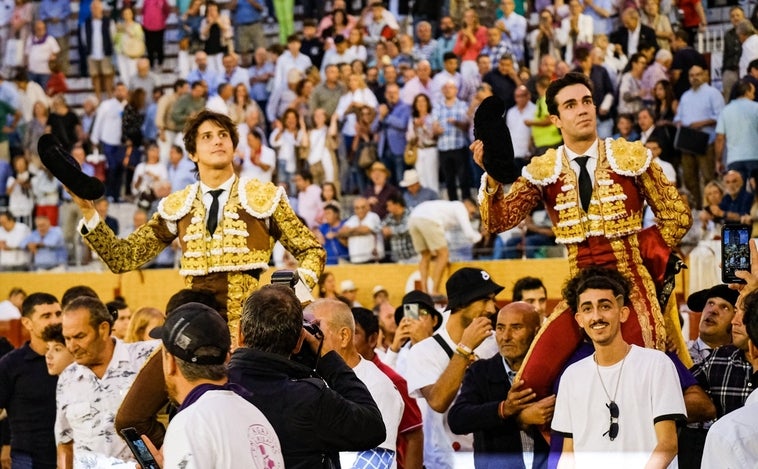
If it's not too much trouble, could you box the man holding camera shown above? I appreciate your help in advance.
[228,285,385,469]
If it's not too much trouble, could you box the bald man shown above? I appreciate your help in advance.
[449,303,553,469]
[310,300,404,468]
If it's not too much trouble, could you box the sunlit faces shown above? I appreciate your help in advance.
[549,83,597,142]
[62,308,111,368]
[111,307,132,340]
[21,303,62,341]
[45,341,74,375]
[495,304,540,367]
[574,288,629,346]
[192,120,235,171]
[520,287,548,318]
[698,297,735,343]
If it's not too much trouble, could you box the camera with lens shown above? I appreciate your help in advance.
[271,270,324,370]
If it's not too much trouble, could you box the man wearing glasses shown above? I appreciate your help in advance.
[551,268,685,468]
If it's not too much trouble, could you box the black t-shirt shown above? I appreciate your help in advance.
[671,47,707,100]
[0,342,58,467]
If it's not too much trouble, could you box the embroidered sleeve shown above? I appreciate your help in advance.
[269,195,325,287]
[83,213,177,273]
[480,176,542,234]
[638,160,693,247]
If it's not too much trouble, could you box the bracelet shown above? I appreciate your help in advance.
[498,400,507,419]
[457,343,474,355]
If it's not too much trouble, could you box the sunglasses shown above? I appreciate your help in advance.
[603,401,619,441]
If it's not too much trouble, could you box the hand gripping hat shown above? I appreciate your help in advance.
[37,134,105,200]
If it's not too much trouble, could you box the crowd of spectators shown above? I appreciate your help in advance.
[3,0,758,272]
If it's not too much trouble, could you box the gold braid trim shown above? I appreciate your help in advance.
[226,271,260,346]
[638,161,693,247]
[523,148,561,185]
[606,138,651,176]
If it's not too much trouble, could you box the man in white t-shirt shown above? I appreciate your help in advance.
[551,268,686,468]
[339,197,383,263]
[310,300,404,468]
[148,302,285,469]
[405,267,503,469]
[505,86,537,170]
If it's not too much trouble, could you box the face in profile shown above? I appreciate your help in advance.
[46,341,74,375]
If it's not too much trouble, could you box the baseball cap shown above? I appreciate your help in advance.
[149,302,230,364]
[372,285,388,297]
[394,290,442,330]
[446,267,504,311]
[686,284,739,312]
[341,280,358,293]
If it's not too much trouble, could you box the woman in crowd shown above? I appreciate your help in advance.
[321,181,340,206]
[335,73,378,194]
[200,1,232,73]
[23,101,48,167]
[7,155,35,227]
[407,93,438,193]
[132,143,169,211]
[641,0,674,50]
[347,29,368,63]
[322,8,353,43]
[179,0,205,53]
[124,307,165,343]
[453,8,487,83]
[317,271,339,298]
[304,108,338,190]
[612,113,640,141]
[654,79,677,124]
[270,108,307,194]
[121,88,147,198]
[229,83,254,125]
[141,0,171,69]
[289,78,314,122]
[114,7,145,87]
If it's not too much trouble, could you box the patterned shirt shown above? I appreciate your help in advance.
[381,209,416,262]
[687,337,713,367]
[55,339,159,466]
[481,40,512,64]
[432,99,469,151]
[692,345,754,418]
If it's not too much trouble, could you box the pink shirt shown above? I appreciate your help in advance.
[141,0,171,31]
[453,26,488,62]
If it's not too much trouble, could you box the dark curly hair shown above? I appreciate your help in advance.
[562,267,631,312]
[182,109,239,157]
[546,72,595,117]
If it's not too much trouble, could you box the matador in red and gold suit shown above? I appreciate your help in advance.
[479,137,693,397]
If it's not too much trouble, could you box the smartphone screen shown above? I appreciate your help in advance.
[403,303,419,320]
[120,428,160,469]
[722,224,751,284]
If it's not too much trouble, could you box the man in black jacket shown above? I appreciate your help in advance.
[448,302,553,469]
[228,285,385,469]
[610,7,658,57]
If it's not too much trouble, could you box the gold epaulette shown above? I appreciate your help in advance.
[157,183,199,221]
[239,178,285,218]
[523,148,562,186]
[606,138,652,177]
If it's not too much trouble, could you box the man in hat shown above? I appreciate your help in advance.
[405,267,503,469]
[399,169,439,210]
[686,284,739,366]
[449,302,552,469]
[383,290,443,373]
[340,280,362,307]
[148,303,285,468]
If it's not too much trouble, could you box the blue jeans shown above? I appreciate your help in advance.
[28,72,49,90]
[381,148,404,187]
[10,450,32,469]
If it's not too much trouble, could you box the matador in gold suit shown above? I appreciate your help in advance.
[479,137,693,397]
[81,176,325,339]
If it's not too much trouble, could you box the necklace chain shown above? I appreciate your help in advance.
[594,344,630,403]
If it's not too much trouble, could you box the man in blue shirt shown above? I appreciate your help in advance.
[715,80,758,182]
[716,170,753,223]
[231,0,265,67]
[20,215,68,270]
[432,80,471,201]
[39,0,71,75]
[372,83,411,187]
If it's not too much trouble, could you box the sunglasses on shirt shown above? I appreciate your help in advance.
[603,401,619,441]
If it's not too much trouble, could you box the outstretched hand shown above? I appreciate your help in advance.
[64,186,97,220]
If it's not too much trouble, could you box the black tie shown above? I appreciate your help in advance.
[206,189,223,235]
[575,156,592,212]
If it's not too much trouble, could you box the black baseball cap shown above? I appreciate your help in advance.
[446,267,504,311]
[686,284,739,312]
[394,290,443,330]
[149,303,230,365]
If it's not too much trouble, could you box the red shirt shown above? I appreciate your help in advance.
[371,354,423,469]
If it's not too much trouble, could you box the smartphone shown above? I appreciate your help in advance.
[721,224,751,284]
[120,427,160,469]
[403,303,419,320]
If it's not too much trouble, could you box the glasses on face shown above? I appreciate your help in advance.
[603,401,619,441]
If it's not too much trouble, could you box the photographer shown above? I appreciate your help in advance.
[228,285,385,469]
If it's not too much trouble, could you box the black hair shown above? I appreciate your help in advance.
[562,267,631,312]
[546,72,595,116]
[106,299,128,323]
[513,277,546,301]
[65,296,114,332]
[41,323,65,344]
[165,288,223,317]
[241,284,303,356]
[742,289,758,345]
[21,292,59,318]
[183,109,239,157]
[352,307,380,337]
[387,192,406,207]
[61,285,99,308]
